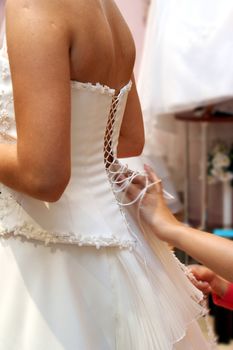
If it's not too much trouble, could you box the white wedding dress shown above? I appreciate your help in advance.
[0,12,215,350]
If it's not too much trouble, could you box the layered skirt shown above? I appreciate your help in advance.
[0,233,215,349]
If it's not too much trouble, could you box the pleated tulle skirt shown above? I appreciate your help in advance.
[0,235,215,350]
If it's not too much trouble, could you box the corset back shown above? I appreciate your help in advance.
[0,31,136,248]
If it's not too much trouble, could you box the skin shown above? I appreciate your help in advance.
[0,0,144,202]
[190,265,230,298]
[126,165,233,287]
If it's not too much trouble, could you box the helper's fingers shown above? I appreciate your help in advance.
[194,280,211,294]
[124,181,142,201]
[144,164,160,182]
[131,174,147,189]
[144,165,163,194]
[188,265,215,283]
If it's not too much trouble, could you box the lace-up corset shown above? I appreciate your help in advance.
[0,27,141,248]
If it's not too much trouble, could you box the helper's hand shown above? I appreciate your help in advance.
[189,265,229,297]
[126,164,182,243]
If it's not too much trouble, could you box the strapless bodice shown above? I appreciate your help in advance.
[0,34,137,249]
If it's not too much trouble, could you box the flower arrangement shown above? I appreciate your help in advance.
[208,142,233,186]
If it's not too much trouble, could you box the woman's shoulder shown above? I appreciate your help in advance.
[6,0,70,20]
[5,0,71,55]
[6,0,135,87]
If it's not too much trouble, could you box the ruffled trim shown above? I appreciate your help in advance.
[71,80,132,97]
[112,229,217,349]
[0,226,136,250]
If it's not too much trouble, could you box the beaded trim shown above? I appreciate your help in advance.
[0,45,16,141]
[71,80,132,97]
[0,226,136,250]
[0,187,136,249]
[0,89,15,138]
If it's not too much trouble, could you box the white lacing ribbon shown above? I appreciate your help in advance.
[104,95,217,346]
[107,159,175,207]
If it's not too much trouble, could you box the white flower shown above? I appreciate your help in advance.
[212,152,230,169]
[211,167,222,176]
[209,167,233,183]
[219,172,233,183]
[208,142,233,185]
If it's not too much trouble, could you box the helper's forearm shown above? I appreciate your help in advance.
[172,225,233,282]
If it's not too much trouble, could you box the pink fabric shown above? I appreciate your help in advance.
[212,283,233,310]
[0,0,6,47]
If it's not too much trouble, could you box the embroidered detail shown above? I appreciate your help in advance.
[1,63,9,80]
[0,226,136,250]
[71,81,115,96]
[0,107,12,135]
[71,80,132,97]
[0,85,15,139]
[0,49,17,141]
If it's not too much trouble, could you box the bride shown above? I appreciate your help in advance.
[0,0,213,349]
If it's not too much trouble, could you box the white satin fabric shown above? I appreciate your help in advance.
[0,11,215,349]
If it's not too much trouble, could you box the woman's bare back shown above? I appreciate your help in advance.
[68,0,136,90]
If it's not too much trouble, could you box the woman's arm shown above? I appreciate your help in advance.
[170,223,233,282]
[127,165,233,282]
[117,75,145,158]
[0,0,71,202]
